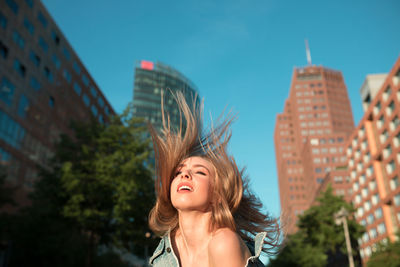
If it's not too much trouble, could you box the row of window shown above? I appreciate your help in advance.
[301,128,332,136]
[3,1,111,121]
[294,82,323,89]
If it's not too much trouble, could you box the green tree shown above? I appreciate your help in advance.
[268,186,364,267]
[6,105,156,267]
[60,106,155,267]
[367,235,400,267]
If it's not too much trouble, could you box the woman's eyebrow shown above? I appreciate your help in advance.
[193,164,210,172]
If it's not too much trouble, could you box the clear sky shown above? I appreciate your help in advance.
[42,0,400,219]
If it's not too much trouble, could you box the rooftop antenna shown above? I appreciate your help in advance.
[305,39,312,65]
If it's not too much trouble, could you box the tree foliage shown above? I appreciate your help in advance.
[268,186,364,267]
[4,105,156,267]
[367,235,400,267]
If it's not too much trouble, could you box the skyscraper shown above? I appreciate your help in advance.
[274,65,355,233]
[132,60,199,131]
[0,0,114,205]
[346,56,400,262]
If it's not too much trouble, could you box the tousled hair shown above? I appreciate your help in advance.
[148,91,280,254]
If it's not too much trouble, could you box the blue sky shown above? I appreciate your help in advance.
[42,0,400,219]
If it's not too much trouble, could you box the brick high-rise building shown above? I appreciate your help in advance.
[346,56,400,262]
[274,65,355,233]
[0,0,114,205]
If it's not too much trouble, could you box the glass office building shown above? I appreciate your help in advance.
[0,0,114,205]
[133,60,199,131]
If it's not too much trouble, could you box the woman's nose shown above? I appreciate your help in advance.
[181,170,191,179]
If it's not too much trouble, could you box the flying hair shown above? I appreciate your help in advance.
[148,90,280,255]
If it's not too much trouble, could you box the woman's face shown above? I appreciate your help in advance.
[170,156,215,212]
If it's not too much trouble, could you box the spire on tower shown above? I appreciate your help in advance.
[305,39,312,65]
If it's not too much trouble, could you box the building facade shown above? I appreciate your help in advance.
[346,56,400,262]
[274,65,355,233]
[132,60,199,131]
[0,0,114,205]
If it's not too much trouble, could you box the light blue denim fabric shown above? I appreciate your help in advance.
[149,232,266,267]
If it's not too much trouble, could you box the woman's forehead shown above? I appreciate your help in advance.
[179,156,213,169]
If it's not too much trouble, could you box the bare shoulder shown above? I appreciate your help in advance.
[208,228,249,267]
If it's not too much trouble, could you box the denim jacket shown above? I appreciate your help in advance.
[149,232,266,267]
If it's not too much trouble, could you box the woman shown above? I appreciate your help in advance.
[148,92,279,267]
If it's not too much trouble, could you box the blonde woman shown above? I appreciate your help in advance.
[148,93,279,267]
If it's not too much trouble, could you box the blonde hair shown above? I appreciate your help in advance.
[148,91,280,254]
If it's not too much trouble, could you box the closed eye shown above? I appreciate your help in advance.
[196,171,206,176]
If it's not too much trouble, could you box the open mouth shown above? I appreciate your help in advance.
[178,185,193,192]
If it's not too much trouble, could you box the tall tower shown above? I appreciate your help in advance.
[274,65,355,233]
[132,60,199,131]
[0,0,114,206]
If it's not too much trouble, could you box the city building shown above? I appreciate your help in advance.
[0,0,114,205]
[274,64,355,233]
[346,56,400,262]
[132,60,199,132]
[360,74,388,112]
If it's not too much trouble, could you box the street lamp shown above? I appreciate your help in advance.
[334,207,354,267]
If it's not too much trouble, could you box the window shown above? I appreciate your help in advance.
[0,110,26,149]
[0,77,15,105]
[98,97,104,108]
[377,115,384,129]
[383,145,392,159]
[37,11,48,28]
[14,59,26,77]
[63,46,70,60]
[91,105,98,117]
[105,106,110,116]
[380,130,388,144]
[29,76,41,91]
[90,86,98,98]
[43,66,53,82]
[63,69,71,83]
[383,86,391,101]
[98,115,104,124]
[83,94,90,106]
[395,132,400,148]
[369,180,377,191]
[386,160,395,175]
[394,194,400,206]
[366,213,374,224]
[390,116,400,132]
[362,187,369,198]
[6,0,19,14]
[38,36,48,52]
[73,61,81,74]
[17,94,29,118]
[51,30,60,45]
[371,194,379,205]
[0,41,8,59]
[52,54,61,69]
[369,228,377,239]
[0,11,7,29]
[373,101,381,115]
[386,101,395,116]
[377,223,386,235]
[12,31,25,49]
[23,17,34,34]
[334,176,343,183]
[73,82,82,95]
[375,208,382,219]
[82,74,89,86]
[29,51,41,66]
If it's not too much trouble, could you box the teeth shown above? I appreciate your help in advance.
[179,185,192,191]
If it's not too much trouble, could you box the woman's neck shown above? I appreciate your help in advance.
[175,210,213,259]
